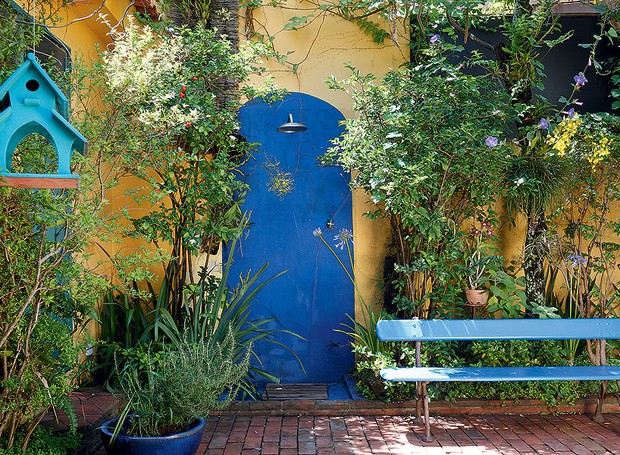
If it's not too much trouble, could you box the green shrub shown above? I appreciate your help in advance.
[351,343,417,402]
[352,337,617,405]
[114,330,249,438]
[426,339,616,405]
[0,427,81,455]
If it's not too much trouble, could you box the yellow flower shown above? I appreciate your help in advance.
[547,115,582,156]
[587,135,611,166]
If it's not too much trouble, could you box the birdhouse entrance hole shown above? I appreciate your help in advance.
[26,79,40,92]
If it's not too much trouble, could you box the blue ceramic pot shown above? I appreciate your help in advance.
[100,416,206,455]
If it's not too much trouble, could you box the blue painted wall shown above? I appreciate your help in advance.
[230,92,354,383]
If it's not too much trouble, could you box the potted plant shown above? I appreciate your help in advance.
[100,330,249,455]
[461,221,503,308]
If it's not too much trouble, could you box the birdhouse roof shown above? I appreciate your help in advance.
[0,53,69,118]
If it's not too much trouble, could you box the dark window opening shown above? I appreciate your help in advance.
[8,0,72,72]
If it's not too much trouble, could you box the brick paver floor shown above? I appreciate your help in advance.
[196,413,620,455]
[57,388,620,454]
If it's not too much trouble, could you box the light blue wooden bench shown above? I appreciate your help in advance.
[376,318,620,441]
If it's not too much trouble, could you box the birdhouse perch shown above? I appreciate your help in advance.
[0,53,87,189]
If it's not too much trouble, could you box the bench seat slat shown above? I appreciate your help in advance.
[376,318,620,342]
[380,365,620,382]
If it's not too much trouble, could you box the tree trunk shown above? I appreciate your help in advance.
[207,0,239,107]
[523,211,547,315]
[162,0,240,105]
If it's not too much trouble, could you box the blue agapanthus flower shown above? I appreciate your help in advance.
[334,228,354,250]
[566,254,587,268]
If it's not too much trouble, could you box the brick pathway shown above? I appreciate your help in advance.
[48,387,620,454]
[197,413,620,455]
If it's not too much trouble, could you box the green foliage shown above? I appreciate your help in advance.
[0,1,39,82]
[486,270,529,317]
[0,125,106,449]
[92,17,297,396]
[427,339,604,405]
[157,0,213,26]
[542,113,620,364]
[611,66,620,112]
[314,0,612,316]
[94,284,161,390]
[347,319,418,401]
[263,156,294,199]
[453,220,504,289]
[325,56,515,317]
[99,19,280,321]
[0,175,103,451]
[351,343,417,402]
[0,427,81,455]
[0,57,107,452]
[148,236,303,395]
[358,336,609,405]
[336,303,388,356]
[544,268,583,362]
[348,330,608,405]
[334,299,419,402]
[112,330,249,439]
[96,234,302,396]
[498,0,568,104]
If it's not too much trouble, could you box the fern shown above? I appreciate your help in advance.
[55,394,78,435]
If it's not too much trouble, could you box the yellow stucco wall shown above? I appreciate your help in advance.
[11,1,618,327]
[15,0,403,321]
[20,1,563,323]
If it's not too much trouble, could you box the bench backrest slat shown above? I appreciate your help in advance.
[376,318,620,342]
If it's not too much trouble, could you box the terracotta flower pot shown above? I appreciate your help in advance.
[464,289,489,307]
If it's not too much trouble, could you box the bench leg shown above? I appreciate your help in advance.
[421,382,432,442]
[414,341,424,425]
[594,380,608,423]
[414,382,422,423]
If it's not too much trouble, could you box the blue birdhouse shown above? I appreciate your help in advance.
[0,53,87,188]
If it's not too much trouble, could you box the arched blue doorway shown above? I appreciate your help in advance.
[229,92,354,383]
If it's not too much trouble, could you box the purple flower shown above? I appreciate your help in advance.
[430,34,441,44]
[334,228,354,250]
[566,107,576,119]
[539,118,549,129]
[313,227,323,237]
[574,74,587,87]
[566,254,587,268]
[485,136,499,148]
